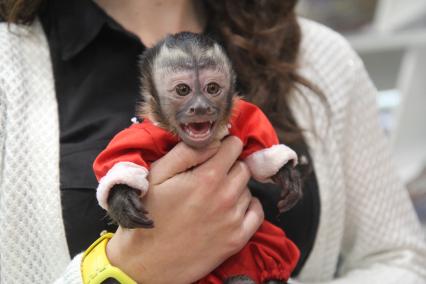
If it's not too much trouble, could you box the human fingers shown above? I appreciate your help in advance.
[219,161,251,208]
[197,136,243,176]
[239,198,264,244]
[150,141,220,185]
[234,188,252,218]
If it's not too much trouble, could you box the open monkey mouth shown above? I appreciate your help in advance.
[180,120,216,142]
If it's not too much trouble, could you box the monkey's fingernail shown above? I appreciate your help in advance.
[278,204,291,213]
[278,200,286,209]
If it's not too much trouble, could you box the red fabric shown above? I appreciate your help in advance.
[196,221,300,284]
[93,99,300,282]
[229,99,279,159]
[93,120,179,180]
[94,99,280,180]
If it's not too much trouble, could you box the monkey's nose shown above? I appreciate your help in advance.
[189,106,212,115]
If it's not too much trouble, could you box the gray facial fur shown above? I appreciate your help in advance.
[137,32,236,133]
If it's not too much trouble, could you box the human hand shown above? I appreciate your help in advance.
[106,136,264,284]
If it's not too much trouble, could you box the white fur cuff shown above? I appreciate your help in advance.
[96,162,149,210]
[245,144,298,182]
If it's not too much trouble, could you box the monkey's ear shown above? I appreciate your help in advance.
[233,93,243,101]
[136,95,167,128]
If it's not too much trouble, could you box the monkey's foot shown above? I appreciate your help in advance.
[263,280,287,284]
[272,163,302,213]
[223,275,256,284]
[223,275,287,284]
[107,184,154,229]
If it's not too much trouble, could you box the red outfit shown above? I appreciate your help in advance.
[93,99,300,282]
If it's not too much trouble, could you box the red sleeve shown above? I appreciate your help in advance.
[229,99,279,159]
[93,122,165,181]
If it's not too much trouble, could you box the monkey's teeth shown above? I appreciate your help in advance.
[187,128,210,138]
[182,121,214,140]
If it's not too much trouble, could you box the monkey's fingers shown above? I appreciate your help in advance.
[277,190,301,213]
[107,184,154,229]
[272,164,302,213]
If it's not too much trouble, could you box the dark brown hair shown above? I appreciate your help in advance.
[1,0,324,145]
[203,1,325,144]
[0,0,43,24]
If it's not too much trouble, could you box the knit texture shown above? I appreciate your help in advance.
[291,20,426,283]
[0,19,425,284]
[0,23,70,283]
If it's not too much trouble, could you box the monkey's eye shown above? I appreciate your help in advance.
[206,82,221,95]
[175,84,191,96]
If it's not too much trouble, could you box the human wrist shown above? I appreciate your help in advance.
[105,229,141,283]
[105,228,156,284]
[81,231,137,284]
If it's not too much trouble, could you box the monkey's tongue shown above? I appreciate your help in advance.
[183,122,212,139]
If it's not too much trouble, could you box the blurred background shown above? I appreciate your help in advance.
[297,0,426,229]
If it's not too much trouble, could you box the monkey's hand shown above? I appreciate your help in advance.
[271,163,302,213]
[107,184,154,229]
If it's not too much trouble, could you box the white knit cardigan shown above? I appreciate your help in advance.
[0,18,425,284]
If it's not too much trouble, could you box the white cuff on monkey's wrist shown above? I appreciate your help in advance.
[244,144,298,182]
[96,162,149,210]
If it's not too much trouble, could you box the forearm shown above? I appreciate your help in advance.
[0,85,5,181]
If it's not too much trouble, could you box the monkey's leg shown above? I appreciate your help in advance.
[272,163,302,213]
[107,184,154,229]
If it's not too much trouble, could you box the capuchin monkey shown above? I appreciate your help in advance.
[101,32,302,284]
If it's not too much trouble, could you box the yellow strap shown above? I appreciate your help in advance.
[81,232,137,284]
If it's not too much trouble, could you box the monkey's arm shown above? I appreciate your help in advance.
[95,160,153,229]
[93,121,178,228]
[230,100,300,211]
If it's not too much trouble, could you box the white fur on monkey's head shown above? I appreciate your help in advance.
[153,33,234,80]
[137,32,237,132]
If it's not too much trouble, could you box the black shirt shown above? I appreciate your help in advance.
[39,0,319,275]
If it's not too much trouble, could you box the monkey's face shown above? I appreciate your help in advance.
[151,41,235,148]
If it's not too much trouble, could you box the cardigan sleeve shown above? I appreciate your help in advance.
[0,85,5,183]
[53,254,84,284]
[335,52,426,283]
[296,40,426,284]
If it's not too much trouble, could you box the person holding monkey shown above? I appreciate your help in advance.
[92,31,301,283]
[0,0,425,283]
